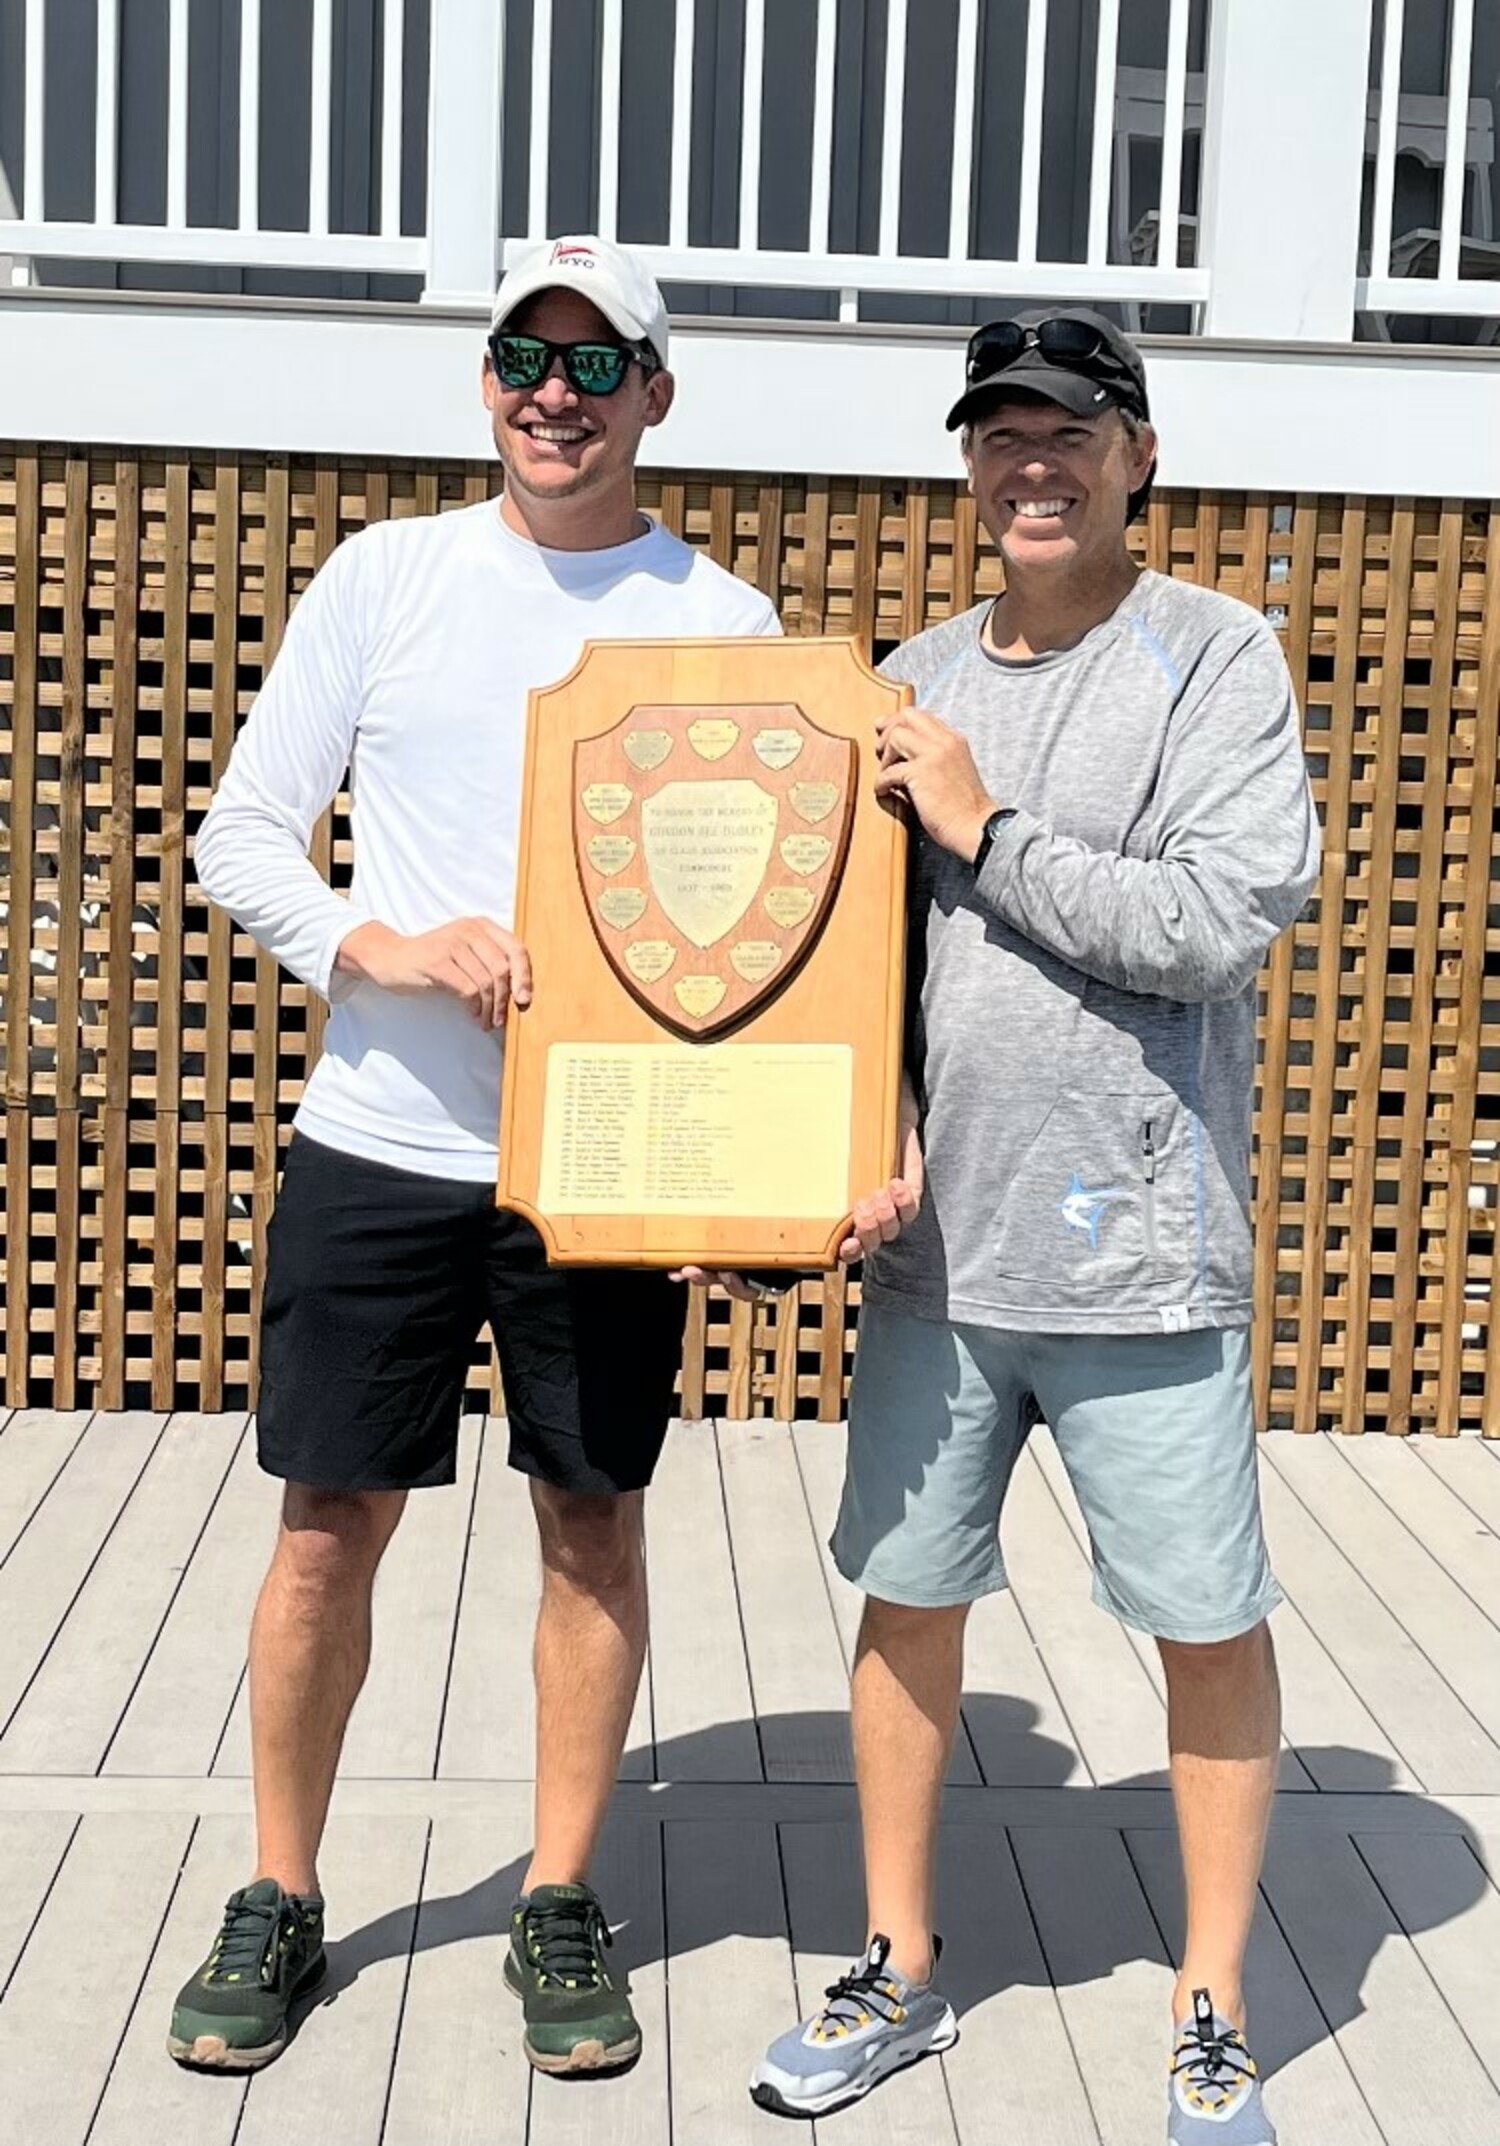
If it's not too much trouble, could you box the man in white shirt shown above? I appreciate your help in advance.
[169,237,788,2081]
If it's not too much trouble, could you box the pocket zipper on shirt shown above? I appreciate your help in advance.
[1141,1120,1159,1258]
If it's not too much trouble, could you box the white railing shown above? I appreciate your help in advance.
[1,0,1494,338]
[3,0,426,283]
[494,0,1208,312]
[1360,0,1500,322]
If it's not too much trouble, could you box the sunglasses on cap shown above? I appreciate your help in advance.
[487,331,660,398]
[964,316,1111,382]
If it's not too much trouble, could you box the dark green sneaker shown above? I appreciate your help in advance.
[167,1878,327,2070]
[504,1881,641,2074]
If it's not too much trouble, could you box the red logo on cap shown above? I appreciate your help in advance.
[549,242,597,268]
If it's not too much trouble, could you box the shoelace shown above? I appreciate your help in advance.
[205,1889,292,1988]
[522,1896,611,1988]
[811,1936,909,2041]
[1170,1989,1257,2113]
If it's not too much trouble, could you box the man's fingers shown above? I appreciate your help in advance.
[443,949,494,1027]
[477,919,533,1007]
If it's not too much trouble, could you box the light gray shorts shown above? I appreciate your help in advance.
[831,1303,1282,1643]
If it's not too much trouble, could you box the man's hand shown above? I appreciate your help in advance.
[336,917,533,1032]
[875,704,997,861]
[674,1075,925,1297]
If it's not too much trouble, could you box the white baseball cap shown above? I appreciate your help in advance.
[490,235,671,367]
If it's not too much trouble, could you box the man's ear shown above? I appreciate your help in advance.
[481,350,498,412]
[1131,420,1159,488]
[643,368,676,430]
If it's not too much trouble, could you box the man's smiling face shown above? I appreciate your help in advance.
[482,285,673,511]
[964,392,1156,574]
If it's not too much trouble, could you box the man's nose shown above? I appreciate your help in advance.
[533,366,578,409]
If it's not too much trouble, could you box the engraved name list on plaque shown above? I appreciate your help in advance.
[496,637,909,1269]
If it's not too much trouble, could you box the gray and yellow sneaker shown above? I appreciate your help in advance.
[167,1878,326,2070]
[750,1934,957,2119]
[1168,1989,1277,2145]
[504,1881,641,2074]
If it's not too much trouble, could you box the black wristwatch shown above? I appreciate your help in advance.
[972,806,1015,875]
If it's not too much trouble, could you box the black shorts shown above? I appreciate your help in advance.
[256,1134,688,1496]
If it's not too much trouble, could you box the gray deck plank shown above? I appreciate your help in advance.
[338,1419,481,1778]
[778,1819,961,2146]
[791,1420,981,1786]
[1267,1434,1500,1746]
[1127,1824,1386,2146]
[435,1419,653,1784]
[104,1424,281,1777]
[1257,1462,1500,1792]
[1354,1830,1500,2094]
[0,1411,93,1567]
[1000,1451,1169,1785]
[1352,1440,1500,1622]
[1415,1437,1500,1542]
[0,1810,192,2146]
[526,1818,669,2146]
[86,1814,254,2146]
[664,1819,799,2145]
[0,1810,77,1991]
[437,1421,542,1780]
[0,1413,165,1737]
[233,1814,428,2146]
[0,1414,246,1774]
[380,1810,533,2146]
[646,1423,761,1783]
[717,1423,854,1784]
[1006,1824,1174,2146]
[936,1826,1099,2146]
[1259,1825,1500,2146]
[960,1586,1092,1788]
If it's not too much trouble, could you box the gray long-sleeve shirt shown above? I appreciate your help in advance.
[863,569,1320,1334]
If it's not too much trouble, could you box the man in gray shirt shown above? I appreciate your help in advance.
[752,314,1318,2145]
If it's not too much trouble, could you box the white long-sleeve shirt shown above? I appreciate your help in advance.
[195,501,782,1178]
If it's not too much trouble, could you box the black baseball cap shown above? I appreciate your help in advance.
[946,307,1151,433]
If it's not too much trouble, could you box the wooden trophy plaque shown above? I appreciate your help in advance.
[496,636,910,1269]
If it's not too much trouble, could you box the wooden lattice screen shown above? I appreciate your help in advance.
[1,449,1497,1431]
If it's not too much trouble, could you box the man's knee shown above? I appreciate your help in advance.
[275,1483,407,1601]
[859,1592,971,1649]
[1158,1618,1275,1681]
[531,1481,643,1596]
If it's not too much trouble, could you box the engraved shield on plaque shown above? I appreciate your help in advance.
[573,703,857,1037]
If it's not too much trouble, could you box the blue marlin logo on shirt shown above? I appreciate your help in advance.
[1059,1171,1127,1251]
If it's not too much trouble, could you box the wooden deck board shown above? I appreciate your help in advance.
[647,1423,762,1783]
[1257,1462,1500,1791]
[717,1424,854,1785]
[1259,1825,1500,2146]
[0,1810,193,2146]
[380,1811,533,2146]
[936,1825,1099,2145]
[104,1423,281,1777]
[1009,1824,1174,2146]
[0,1414,165,1737]
[0,1414,1496,2144]
[1266,1434,1500,1747]
[663,1818,798,2145]
[0,1414,246,1775]
[0,1410,93,1567]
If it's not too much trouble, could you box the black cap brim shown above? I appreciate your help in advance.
[947,361,1122,433]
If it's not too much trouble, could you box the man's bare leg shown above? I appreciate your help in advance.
[1159,1619,1281,2030]
[853,1594,970,1984]
[249,1483,407,1898]
[523,1482,648,1890]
